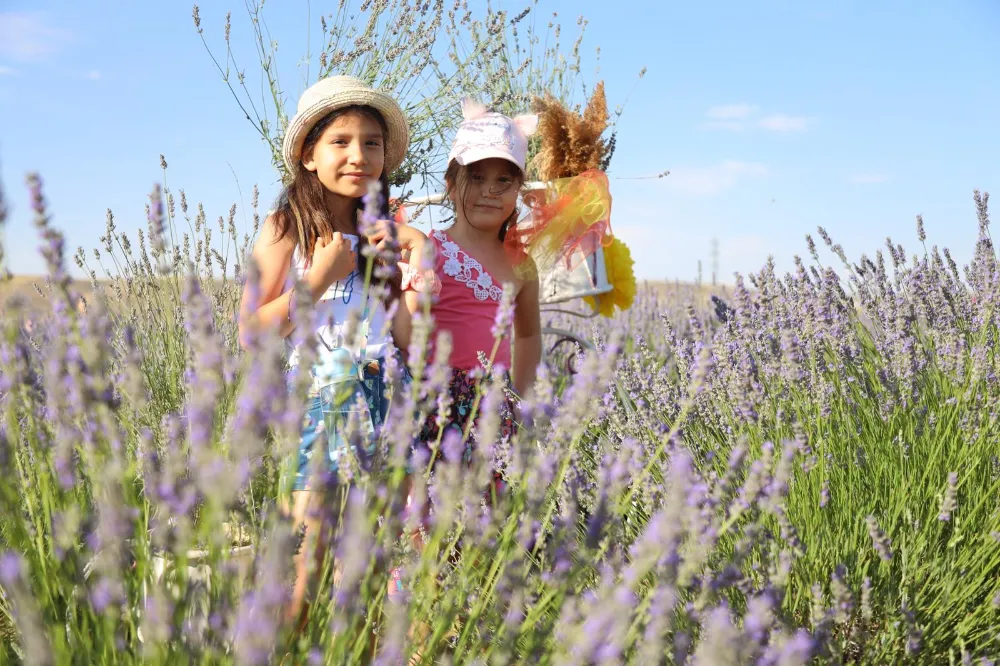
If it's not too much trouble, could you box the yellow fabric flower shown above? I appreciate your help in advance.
[585,237,636,317]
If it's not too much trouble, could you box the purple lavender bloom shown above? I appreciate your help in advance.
[939,471,959,521]
[332,487,375,611]
[778,629,816,665]
[441,427,465,464]
[138,582,174,647]
[232,523,295,665]
[0,551,23,585]
[743,593,775,645]
[359,179,383,238]
[491,283,516,339]
[89,578,116,614]
[866,515,893,561]
[690,605,744,665]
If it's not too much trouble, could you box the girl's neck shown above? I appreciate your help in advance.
[448,216,499,250]
[326,191,358,235]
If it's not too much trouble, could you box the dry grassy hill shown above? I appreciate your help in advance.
[1,274,736,324]
[0,276,98,313]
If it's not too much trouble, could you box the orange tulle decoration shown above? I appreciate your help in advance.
[389,197,409,225]
[505,169,613,279]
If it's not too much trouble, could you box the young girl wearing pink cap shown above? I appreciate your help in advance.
[382,101,544,602]
[398,101,544,470]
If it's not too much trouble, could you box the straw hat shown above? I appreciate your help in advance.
[282,75,409,175]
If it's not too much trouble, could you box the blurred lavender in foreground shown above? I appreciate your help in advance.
[2,170,1000,664]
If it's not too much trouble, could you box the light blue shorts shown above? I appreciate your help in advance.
[292,358,392,491]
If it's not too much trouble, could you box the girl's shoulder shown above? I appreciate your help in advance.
[257,211,296,248]
[427,227,449,246]
[246,213,301,283]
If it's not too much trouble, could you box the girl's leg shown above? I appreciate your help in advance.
[283,489,325,626]
[282,395,330,627]
[484,378,518,506]
[387,474,430,598]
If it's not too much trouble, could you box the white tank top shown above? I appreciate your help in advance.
[284,233,393,388]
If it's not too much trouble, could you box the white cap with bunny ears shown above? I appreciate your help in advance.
[447,99,539,177]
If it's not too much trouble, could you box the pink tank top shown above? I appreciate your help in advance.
[428,229,513,372]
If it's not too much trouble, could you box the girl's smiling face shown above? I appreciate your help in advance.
[302,108,386,198]
[450,158,522,235]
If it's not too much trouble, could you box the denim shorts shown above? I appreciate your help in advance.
[292,358,393,491]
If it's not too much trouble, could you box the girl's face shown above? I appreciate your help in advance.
[452,158,521,235]
[303,110,386,198]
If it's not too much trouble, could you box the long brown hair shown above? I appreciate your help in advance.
[444,160,523,242]
[273,104,400,301]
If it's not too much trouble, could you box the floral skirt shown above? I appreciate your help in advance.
[411,368,517,488]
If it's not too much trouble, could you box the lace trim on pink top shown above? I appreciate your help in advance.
[431,229,503,302]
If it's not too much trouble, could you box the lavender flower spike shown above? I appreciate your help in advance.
[866,515,893,562]
[938,472,958,522]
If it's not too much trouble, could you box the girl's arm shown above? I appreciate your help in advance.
[238,216,296,349]
[239,214,360,350]
[396,223,428,265]
[238,215,348,349]
[512,276,542,398]
[391,290,421,360]
[366,219,427,264]
[389,225,434,355]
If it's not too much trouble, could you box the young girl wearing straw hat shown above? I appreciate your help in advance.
[237,74,423,625]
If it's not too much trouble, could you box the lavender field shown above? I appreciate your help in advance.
[2,165,999,664]
[2,2,1000,664]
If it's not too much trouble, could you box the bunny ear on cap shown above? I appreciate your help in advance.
[513,114,539,138]
[460,97,489,120]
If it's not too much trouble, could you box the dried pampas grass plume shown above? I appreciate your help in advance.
[532,81,610,181]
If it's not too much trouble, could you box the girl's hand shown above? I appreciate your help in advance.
[365,220,401,258]
[308,232,356,295]
[368,220,428,263]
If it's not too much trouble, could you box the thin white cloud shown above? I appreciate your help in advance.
[700,104,758,130]
[700,120,746,131]
[848,173,889,184]
[702,105,814,133]
[706,103,759,120]
[0,12,73,63]
[85,70,101,80]
[665,160,769,196]
[0,65,14,76]
[758,114,812,132]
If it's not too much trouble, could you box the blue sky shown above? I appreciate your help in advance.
[1,0,998,284]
